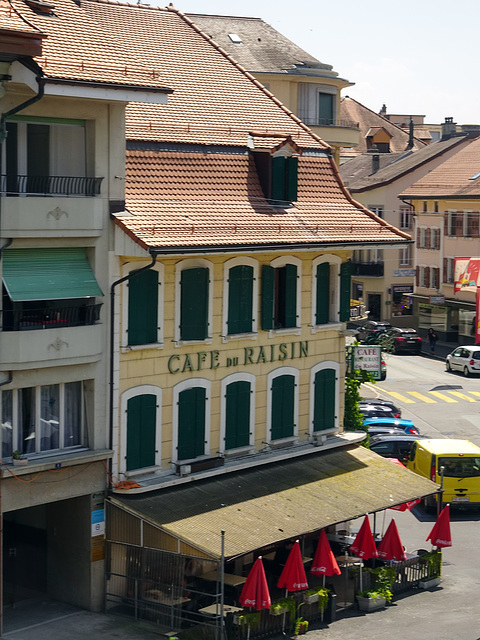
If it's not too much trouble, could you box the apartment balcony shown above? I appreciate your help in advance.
[1,174,105,237]
[351,262,384,277]
[0,303,103,369]
[302,118,360,148]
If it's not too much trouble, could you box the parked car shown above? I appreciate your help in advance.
[356,320,392,343]
[359,404,396,420]
[379,328,422,354]
[370,433,426,464]
[362,417,420,436]
[445,345,480,377]
[359,398,402,418]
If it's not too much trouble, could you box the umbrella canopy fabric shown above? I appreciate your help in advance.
[311,529,341,576]
[426,504,452,548]
[377,519,407,561]
[350,515,378,560]
[390,498,421,512]
[277,540,308,591]
[240,556,271,610]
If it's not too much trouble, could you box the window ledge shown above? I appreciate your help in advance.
[222,332,258,343]
[125,465,161,478]
[121,342,164,353]
[310,322,342,334]
[175,337,213,347]
[268,436,297,448]
[1,448,112,477]
[268,327,301,338]
[223,445,255,457]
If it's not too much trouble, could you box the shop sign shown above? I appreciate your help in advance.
[393,269,416,277]
[429,295,445,305]
[353,345,382,380]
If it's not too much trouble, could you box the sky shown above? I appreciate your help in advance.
[150,0,480,125]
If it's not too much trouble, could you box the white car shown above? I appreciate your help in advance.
[446,346,480,376]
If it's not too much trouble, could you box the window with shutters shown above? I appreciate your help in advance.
[173,380,211,462]
[121,385,161,474]
[466,212,480,238]
[311,255,342,327]
[267,368,298,442]
[175,260,212,343]
[252,150,298,205]
[310,362,339,434]
[430,228,440,250]
[445,257,455,284]
[220,374,255,452]
[261,257,301,331]
[123,262,163,349]
[418,227,427,249]
[431,267,440,290]
[223,258,258,338]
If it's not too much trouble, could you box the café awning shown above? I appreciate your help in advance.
[111,444,438,560]
[3,248,103,301]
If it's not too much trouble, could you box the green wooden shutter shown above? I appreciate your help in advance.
[339,261,352,322]
[225,381,251,450]
[313,369,336,431]
[177,387,206,460]
[318,93,334,124]
[228,265,253,334]
[284,263,298,328]
[180,268,209,340]
[126,394,156,471]
[316,262,330,324]
[261,264,275,330]
[287,156,298,201]
[271,375,295,440]
[128,269,158,346]
[272,156,286,201]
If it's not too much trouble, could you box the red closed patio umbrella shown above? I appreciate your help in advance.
[350,515,378,591]
[377,519,407,561]
[426,504,452,548]
[240,556,271,610]
[277,540,308,591]
[311,529,341,581]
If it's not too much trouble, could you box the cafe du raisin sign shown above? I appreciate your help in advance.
[168,340,309,374]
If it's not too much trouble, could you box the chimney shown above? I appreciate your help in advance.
[406,117,414,150]
[379,104,387,118]
[372,154,380,173]
[441,117,457,140]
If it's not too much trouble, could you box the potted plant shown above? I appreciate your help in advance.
[12,450,28,466]
[294,616,309,635]
[356,566,394,612]
[419,549,442,589]
[269,596,295,617]
[304,586,330,613]
[233,610,261,628]
[356,589,388,612]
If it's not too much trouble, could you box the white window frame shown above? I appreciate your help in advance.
[171,378,211,466]
[120,385,162,477]
[399,245,411,266]
[446,257,455,284]
[311,254,342,329]
[309,360,340,440]
[222,257,258,341]
[268,255,302,336]
[368,206,384,219]
[400,207,412,229]
[175,259,213,345]
[121,260,164,351]
[219,372,256,455]
[265,367,299,445]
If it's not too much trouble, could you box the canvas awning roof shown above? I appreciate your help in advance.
[3,248,103,301]
[112,444,438,560]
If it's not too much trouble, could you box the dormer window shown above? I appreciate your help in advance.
[365,127,392,153]
[249,133,301,206]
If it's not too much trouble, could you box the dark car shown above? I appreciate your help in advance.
[356,320,393,343]
[359,404,396,420]
[362,417,420,436]
[380,328,422,354]
[369,433,426,464]
[359,398,402,418]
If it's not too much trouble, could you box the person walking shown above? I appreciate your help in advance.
[428,327,438,354]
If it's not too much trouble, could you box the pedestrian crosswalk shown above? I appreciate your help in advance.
[363,383,480,405]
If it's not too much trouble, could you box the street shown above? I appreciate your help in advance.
[309,352,480,640]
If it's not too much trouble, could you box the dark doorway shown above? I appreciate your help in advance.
[368,294,382,321]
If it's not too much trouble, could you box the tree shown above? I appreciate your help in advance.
[344,345,375,431]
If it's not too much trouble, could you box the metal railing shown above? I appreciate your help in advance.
[2,303,102,331]
[1,174,103,196]
[300,117,360,129]
[351,262,384,277]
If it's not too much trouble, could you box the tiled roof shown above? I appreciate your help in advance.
[0,0,41,33]
[9,0,170,90]
[117,149,411,250]
[341,135,471,192]
[82,0,329,149]
[341,97,426,156]
[184,13,345,80]
[400,136,480,199]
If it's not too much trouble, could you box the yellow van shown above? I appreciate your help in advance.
[407,439,480,508]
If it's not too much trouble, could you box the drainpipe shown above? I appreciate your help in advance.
[108,251,159,490]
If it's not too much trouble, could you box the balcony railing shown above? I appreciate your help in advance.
[1,174,103,196]
[300,117,360,129]
[351,262,384,277]
[2,303,102,331]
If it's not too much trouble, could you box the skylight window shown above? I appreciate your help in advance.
[469,171,480,181]
[228,33,243,44]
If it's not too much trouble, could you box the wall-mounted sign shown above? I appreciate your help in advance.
[353,345,382,380]
[429,295,445,305]
[393,269,416,277]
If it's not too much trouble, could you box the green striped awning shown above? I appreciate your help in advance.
[3,248,103,301]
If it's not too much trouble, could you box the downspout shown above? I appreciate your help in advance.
[108,251,158,491]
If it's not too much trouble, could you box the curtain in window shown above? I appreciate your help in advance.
[18,387,36,454]
[64,381,82,447]
[40,384,60,451]
[1,389,12,458]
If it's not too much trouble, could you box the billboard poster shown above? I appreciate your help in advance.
[454,257,480,293]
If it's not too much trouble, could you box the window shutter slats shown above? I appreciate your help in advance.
[128,269,158,346]
[225,381,251,450]
[339,261,351,322]
[284,263,298,328]
[261,264,275,330]
[272,156,286,202]
[316,262,330,324]
[126,394,156,470]
[271,375,295,440]
[180,268,209,340]
[313,369,336,431]
[178,387,206,460]
[287,156,298,201]
[228,265,253,334]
